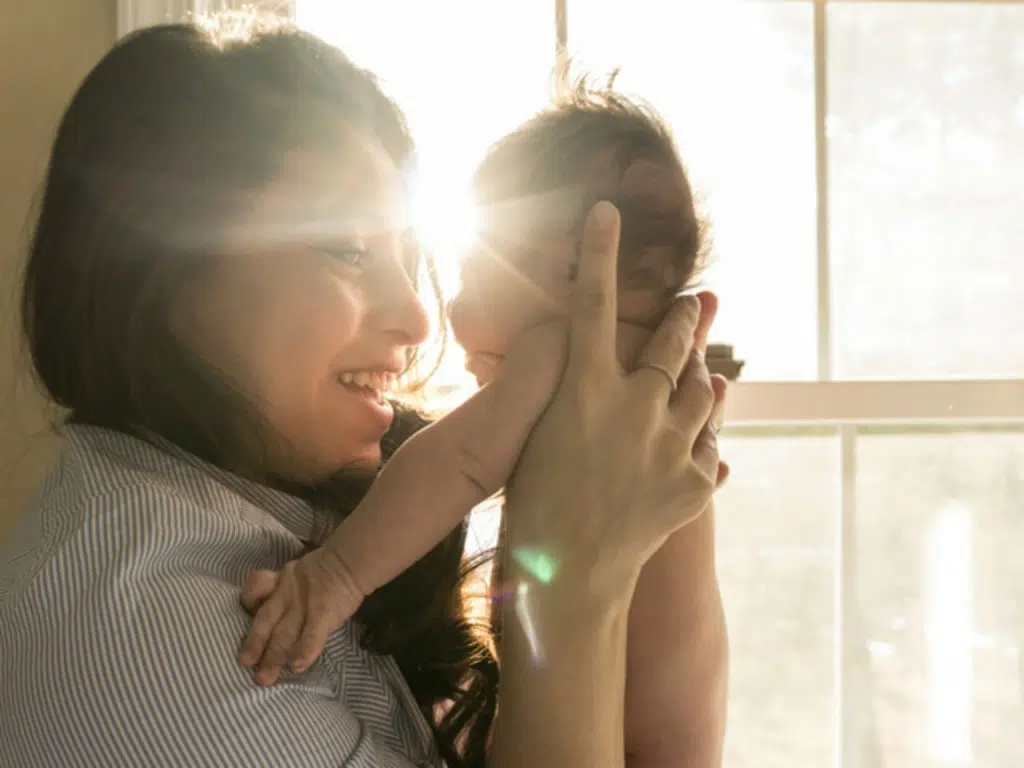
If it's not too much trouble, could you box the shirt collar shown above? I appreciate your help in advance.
[63,424,328,544]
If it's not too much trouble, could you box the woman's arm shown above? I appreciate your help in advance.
[487,203,723,767]
[624,504,729,768]
[490,565,635,768]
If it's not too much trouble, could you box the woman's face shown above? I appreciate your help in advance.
[173,137,429,481]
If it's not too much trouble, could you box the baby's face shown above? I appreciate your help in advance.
[448,225,675,386]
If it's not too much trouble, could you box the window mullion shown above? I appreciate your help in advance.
[814,0,833,382]
[835,424,858,767]
[555,0,568,96]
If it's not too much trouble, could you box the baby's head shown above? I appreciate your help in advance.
[449,77,710,382]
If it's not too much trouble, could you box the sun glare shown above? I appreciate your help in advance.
[409,171,479,278]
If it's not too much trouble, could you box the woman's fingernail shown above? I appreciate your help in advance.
[590,200,618,232]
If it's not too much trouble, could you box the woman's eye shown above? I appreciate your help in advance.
[314,246,370,268]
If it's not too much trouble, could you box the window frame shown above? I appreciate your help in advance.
[119,1,1024,762]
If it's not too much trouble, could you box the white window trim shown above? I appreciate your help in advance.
[728,380,1024,426]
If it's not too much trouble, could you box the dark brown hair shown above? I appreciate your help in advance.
[474,74,710,299]
[20,18,494,767]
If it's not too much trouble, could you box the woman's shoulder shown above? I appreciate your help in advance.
[57,424,252,513]
[0,425,443,768]
[0,425,304,609]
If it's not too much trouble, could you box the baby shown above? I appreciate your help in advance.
[238,78,714,684]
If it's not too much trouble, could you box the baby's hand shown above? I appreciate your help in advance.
[238,548,363,686]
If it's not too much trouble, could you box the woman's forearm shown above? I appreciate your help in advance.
[624,504,729,768]
[490,567,635,768]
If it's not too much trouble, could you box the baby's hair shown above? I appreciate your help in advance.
[473,73,711,300]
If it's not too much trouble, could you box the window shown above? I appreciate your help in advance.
[296,0,555,392]
[563,4,1024,765]
[570,0,819,381]
[828,3,1024,380]
[297,2,1024,765]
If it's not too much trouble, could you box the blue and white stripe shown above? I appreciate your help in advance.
[0,425,442,767]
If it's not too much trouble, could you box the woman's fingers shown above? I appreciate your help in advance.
[707,375,728,485]
[631,289,716,399]
[631,294,701,399]
[703,374,727,432]
[567,201,622,380]
[693,290,718,353]
[688,373,727,480]
[668,348,718,450]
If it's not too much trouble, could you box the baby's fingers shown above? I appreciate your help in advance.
[241,570,279,614]
[238,591,286,669]
[708,375,729,489]
[255,606,304,686]
[291,614,334,674]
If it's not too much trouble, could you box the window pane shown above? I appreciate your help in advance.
[570,2,817,380]
[717,432,838,766]
[829,5,1024,379]
[854,430,1024,767]
[296,1,554,390]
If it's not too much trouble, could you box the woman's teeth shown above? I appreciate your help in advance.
[338,371,395,399]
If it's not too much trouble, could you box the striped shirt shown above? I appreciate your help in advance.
[0,425,443,767]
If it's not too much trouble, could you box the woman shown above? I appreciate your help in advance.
[0,19,722,768]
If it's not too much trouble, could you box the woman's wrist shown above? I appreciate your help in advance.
[506,558,637,626]
[491,569,633,768]
[503,492,644,614]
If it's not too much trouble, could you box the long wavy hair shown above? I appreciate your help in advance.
[20,18,496,767]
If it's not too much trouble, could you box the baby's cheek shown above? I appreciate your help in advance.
[449,282,541,356]
[454,268,570,356]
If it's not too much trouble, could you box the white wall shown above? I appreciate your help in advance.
[0,0,116,539]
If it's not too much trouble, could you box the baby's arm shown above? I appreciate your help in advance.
[238,321,567,685]
[620,293,731,766]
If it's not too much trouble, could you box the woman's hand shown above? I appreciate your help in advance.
[490,201,722,768]
[503,201,721,603]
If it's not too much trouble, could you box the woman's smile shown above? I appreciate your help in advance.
[336,369,397,430]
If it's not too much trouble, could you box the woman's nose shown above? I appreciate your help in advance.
[374,269,431,346]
